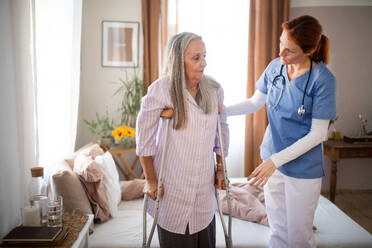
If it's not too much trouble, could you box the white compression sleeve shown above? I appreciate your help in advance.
[270,119,330,168]
[226,90,267,116]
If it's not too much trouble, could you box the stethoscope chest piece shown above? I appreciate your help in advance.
[298,105,306,115]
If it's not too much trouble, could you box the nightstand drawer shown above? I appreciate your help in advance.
[340,148,372,158]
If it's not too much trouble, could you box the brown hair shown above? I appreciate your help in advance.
[282,15,330,65]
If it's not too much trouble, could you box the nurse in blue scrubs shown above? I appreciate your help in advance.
[226,15,336,248]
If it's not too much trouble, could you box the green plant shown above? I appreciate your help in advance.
[84,110,114,142]
[113,71,144,128]
[328,116,339,130]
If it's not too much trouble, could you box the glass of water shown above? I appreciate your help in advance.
[47,195,63,227]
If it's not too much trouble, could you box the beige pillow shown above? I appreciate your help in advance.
[65,142,96,169]
[121,179,145,201]
[50,160,93,215]
[74,147,110,222]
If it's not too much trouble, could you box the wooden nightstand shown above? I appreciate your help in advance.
[323,140,372,202]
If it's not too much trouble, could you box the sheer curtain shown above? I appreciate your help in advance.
[178,0,249,177]
[0,0,82,237]
[0,0,37,237]
[35,0,82,168]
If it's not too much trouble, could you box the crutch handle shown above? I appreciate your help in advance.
[160,109,174,118]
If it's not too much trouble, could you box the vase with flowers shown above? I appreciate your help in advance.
[111,125,136,149]
[328,116,340,140]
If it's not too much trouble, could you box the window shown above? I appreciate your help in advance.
[177,0,249,176]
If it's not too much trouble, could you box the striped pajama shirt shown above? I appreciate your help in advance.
[136,75,229,235]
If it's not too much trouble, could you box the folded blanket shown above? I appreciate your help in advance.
[219,182,268,226]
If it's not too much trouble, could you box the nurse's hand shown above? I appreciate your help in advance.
[248,159,276,188]
[144,179,164,200]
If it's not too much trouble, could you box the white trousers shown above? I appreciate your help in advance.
[264,170,322,248]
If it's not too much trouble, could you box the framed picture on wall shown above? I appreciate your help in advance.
[102,21,139,67]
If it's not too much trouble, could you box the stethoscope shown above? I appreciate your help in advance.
[268,60,313,116]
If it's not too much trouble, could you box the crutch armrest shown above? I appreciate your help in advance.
[160,109,174,118]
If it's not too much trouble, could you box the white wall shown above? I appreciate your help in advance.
[76,0,143,149]
[0,0,23,238]
[290,5,372,190]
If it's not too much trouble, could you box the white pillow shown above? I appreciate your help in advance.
[95,152,121,217]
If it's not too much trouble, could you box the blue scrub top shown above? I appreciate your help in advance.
[256,57,337,179]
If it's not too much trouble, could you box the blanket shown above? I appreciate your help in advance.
[219,183,268,226]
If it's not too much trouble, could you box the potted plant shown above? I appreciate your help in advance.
[84,110,115,146]
[111,71,144,149]
[113,71,144,129]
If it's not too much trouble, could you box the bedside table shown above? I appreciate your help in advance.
[71,214,93,248]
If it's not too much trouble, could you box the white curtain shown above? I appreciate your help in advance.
[0,0,38,237]
[35,0,82,168]
[177,0,249,177]
[0,0,82,238]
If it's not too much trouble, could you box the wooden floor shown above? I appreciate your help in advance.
[321,190,372,235]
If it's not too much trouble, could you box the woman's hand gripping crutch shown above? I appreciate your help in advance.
[216,106,233,248]
[142,109,173,248]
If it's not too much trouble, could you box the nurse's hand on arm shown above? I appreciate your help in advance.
[140,156,164,200]
[226,89,266,116]
[248,118,330,188]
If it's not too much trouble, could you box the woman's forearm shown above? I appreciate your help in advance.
[270,119,329,167]
[139,156,157,181]
[215,154,222,165]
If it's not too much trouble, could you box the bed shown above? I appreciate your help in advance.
[88,179,372,248]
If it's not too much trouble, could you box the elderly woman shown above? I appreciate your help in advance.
[136,32,229,248]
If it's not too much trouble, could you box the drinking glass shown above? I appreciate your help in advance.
[47,195,63,227]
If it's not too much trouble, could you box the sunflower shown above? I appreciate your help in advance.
[112,126,125,140]
[125,126,136,137]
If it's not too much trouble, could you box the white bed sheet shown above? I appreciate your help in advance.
[89,189,372,248]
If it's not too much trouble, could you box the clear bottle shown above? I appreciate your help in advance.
[29,167,48,225]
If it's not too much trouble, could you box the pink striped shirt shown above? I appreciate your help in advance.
[136,75,229,234]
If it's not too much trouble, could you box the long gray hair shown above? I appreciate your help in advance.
[163,32,219,130]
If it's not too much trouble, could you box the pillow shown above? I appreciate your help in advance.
[65,142,98,169]
[94,152,121,217]
[74,147,110,222]
[50,160,93,215]
[121,179,145,201]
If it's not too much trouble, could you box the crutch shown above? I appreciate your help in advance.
[216,109,233,248]
[142,109,173,248]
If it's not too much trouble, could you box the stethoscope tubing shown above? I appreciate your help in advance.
[268,60,312,116]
